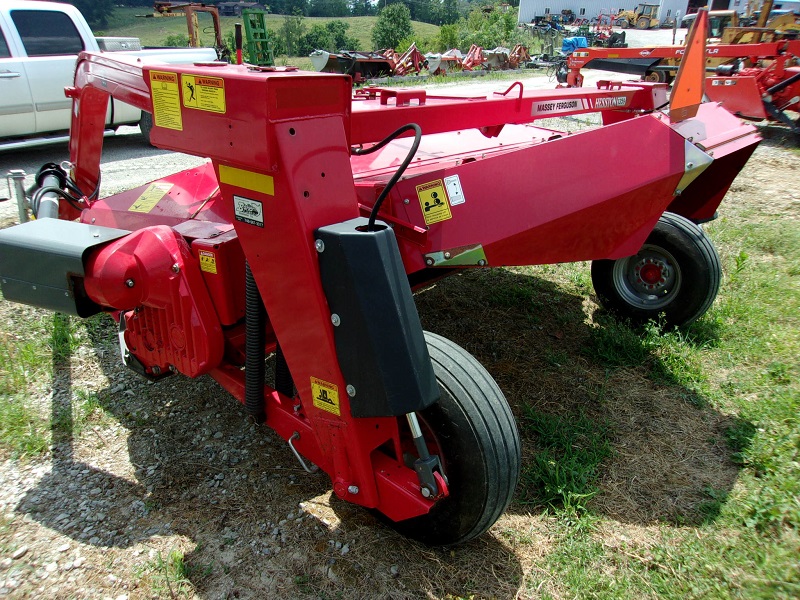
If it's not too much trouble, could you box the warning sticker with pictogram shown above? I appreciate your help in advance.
[311,377,341,416]
[149,71,182,131]
[416,179,452,225]
[181,74,226,113]
[198,250,217,274]
[129,182,173,213]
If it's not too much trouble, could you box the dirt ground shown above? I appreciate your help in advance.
[0,90,798,598]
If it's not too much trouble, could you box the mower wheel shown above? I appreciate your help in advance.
[591,212,721,328]
[386,331,520,546]
[139,111,154,146]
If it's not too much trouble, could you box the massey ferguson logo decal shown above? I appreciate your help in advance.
[594,96,628,109]
[531,98,588,116]
[640,50,652,56]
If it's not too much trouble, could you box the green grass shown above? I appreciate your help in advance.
[520,407,613,512]
[0,310,116,458]
[511,191,799,597]
[136,548,195,597]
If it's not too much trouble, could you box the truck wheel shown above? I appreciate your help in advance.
[385,332,520,546]
[139,112,154,146]
[636,17,650,29]
[591,212,721,328]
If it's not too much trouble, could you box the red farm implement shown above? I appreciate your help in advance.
[0,11,760,545]
[563,35,800,136]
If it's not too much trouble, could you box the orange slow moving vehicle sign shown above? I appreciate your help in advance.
[670,8,708,122]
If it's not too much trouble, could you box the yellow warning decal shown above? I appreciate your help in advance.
[311,377,340,416]
[416,179,452,225]
[198,250,218,274]
[218,165,274,196]
[129,182,173,213]
[181,74,226,113]
[149,71,182,131]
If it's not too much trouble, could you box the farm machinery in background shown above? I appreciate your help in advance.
[562,4,800,137]
[310,43,533,81]
[144,2,276,65]
[0,12,761,545]
[614,3,662,30]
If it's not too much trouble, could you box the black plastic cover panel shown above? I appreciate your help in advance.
[0,218,129,317]
[316,218,439,418]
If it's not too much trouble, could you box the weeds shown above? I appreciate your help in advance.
[139,549,194,598]
[519,408,613,512]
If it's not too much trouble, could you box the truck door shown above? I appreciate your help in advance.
[0,15,35,138]
[7,8,86,135]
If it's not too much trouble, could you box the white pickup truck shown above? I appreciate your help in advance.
[0,0,217,150]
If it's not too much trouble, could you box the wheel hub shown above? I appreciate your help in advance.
[611,244,681,309]
[634,258,670,292]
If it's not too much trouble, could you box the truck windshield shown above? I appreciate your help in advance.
[10,10,85,57]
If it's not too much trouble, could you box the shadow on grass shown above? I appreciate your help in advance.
[16,310,524,598]
[12,263,756,596]
[413,268,755,527]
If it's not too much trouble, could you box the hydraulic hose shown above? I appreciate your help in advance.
[352,123,422,231]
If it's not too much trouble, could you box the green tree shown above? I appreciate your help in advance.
[66,0,115,28]
[350,0,376,16]
[309,0,350,17]
[371,3,413,50]
[280,12,306,56]
[324,20,360,49]
[441,0,459,25]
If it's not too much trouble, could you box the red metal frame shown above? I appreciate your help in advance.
[60,47,759,524]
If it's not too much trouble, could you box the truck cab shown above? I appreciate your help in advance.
[0,1,216,150]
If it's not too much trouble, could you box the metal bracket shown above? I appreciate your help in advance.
[424,243,487,267]
[6,170,29,224]
[288,432,320,474]
[406,412,449,499]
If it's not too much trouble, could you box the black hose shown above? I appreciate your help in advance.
[29,163,101,214]
[352,123,422,231]
[244,261,266,423]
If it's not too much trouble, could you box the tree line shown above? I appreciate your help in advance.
[63,0,520,28]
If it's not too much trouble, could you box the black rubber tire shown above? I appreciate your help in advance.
[643,69,667,83]
[385,332,521,546]
[636,17,650,29]
[617,18,630,28]
[591,212,721,328]
[139,111,154,146]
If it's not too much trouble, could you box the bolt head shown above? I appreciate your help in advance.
[346,384,356,397]
[331,313,341,327]
[421,486,432,498]
[444,252,451,259]
[347,485,359,495]
[315,239,325,253]
[172,263,180,273]
[425,257,435,266]
[125,279,135,288]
